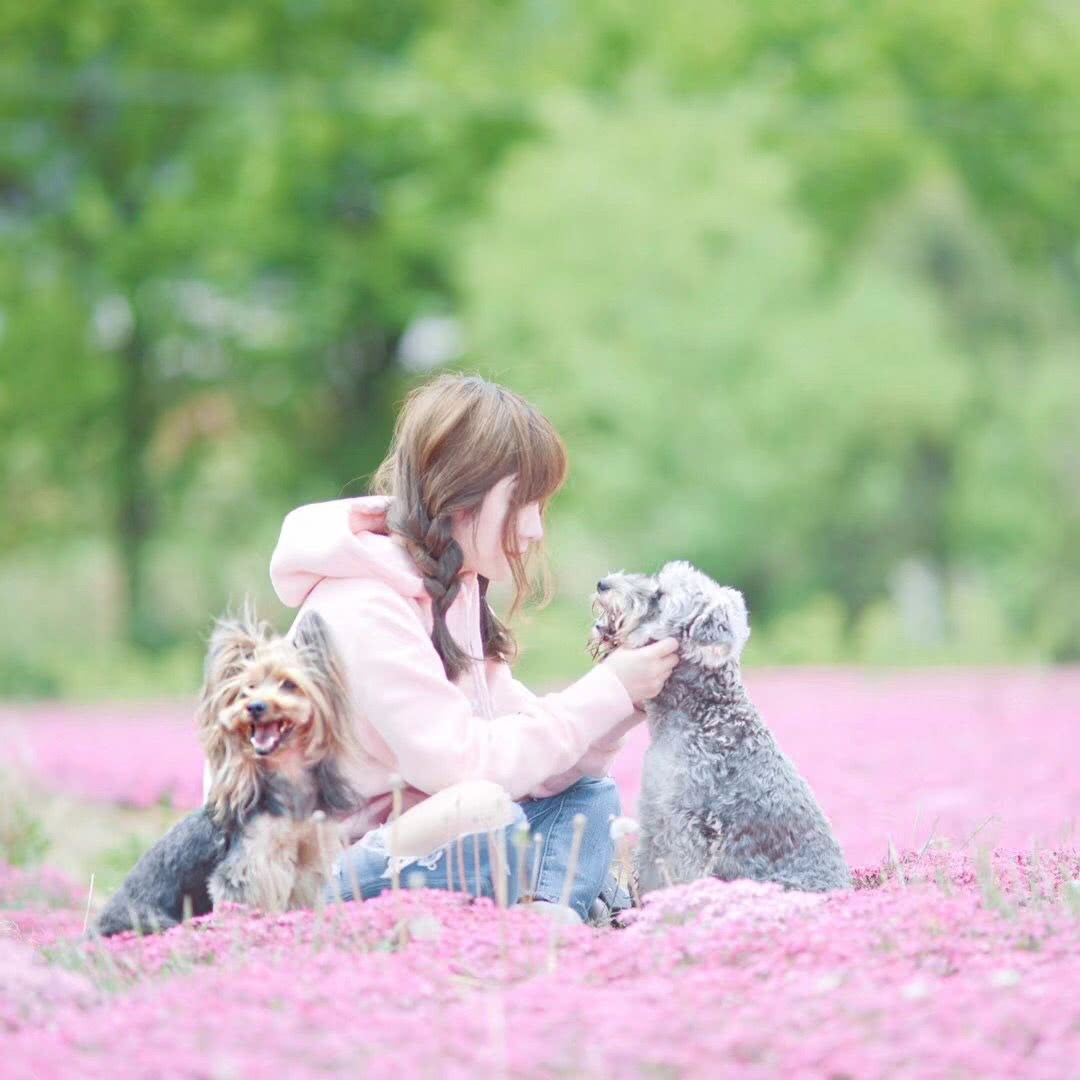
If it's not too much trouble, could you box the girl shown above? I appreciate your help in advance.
[267,373,679,922]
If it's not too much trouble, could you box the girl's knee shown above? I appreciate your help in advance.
[330,841,379,903]
[502,805,529,902]
[574,776,622,823]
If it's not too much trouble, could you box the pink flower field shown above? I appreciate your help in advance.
[1,668,1078,1078]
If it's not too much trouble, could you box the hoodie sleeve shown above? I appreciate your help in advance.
[488,661,644,785]
[297,577,636,800]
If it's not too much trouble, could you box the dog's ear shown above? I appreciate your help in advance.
[204,624,255,682]
[293,611,350,708]
[292,610,358,768]
[197,602,268,758]
[687,589,750,666]
[292,610,336,678]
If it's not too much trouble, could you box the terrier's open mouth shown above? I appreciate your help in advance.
[249,719,290,756]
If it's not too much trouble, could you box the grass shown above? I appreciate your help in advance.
[0,769,186,901]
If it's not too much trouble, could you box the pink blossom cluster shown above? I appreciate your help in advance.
[614,667,1080,864]
[1,864,89,951]
[2,847,1078,1078]
[0,860,85,910]
[4,669,1078,861]
[0,701,203,809]
[0,939,98,1033]
[1,672,1077,1075]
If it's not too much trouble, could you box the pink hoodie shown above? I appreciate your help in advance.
[266,495,638,835]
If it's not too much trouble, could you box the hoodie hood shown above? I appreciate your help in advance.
[270,496,429,608]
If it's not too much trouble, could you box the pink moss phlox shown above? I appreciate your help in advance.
[0,938,99,1033]
[0,703,203,809]
[1,668,1077,1076]
[0,862,85,910]
[1,848,1077,1077]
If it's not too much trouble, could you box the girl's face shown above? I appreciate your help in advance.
[454,474,544,583]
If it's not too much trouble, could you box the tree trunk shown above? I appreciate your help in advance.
[115,329,157,649]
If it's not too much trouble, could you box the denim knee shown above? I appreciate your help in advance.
[578,777,621,857]
[578,775,621,821]
[521,776,622,917]
[328,801,528,905]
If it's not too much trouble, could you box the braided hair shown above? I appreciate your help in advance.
[389,499,470,679]
[370,373,566,681]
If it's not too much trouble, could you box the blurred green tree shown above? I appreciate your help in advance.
[0,1,531,647]
[462,89,1080,661]
[1,0,1078,690]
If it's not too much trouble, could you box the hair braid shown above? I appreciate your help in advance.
[389,500,470,679]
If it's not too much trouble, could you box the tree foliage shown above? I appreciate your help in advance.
[0,1,530,646]
[0,0,1077,692]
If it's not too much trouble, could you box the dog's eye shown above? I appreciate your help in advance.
[280,678,298,692]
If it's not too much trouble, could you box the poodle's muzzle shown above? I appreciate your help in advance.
[588,572,655,660]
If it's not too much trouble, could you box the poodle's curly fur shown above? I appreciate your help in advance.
[591,562,851,896]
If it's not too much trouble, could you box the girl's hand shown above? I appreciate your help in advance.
[602,637,680,706]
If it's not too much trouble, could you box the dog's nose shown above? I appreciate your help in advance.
[596,579,610,593]
[247,700,267,719]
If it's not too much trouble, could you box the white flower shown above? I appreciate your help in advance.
[610,816,641,842]
[900,979,932,1000]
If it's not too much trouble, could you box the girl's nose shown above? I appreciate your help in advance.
[518,503,544,543]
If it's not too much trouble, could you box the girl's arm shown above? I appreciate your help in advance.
[486,660,644,782]
[298,577,635,801]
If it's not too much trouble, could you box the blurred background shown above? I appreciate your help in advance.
[2,0,1079,702]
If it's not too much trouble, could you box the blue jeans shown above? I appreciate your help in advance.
[326,776,621,921]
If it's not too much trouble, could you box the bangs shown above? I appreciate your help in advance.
[509,404,568,509]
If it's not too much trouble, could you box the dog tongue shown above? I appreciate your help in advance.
[250,721,281,752]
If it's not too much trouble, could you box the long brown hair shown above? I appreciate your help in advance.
[370,373,567,680]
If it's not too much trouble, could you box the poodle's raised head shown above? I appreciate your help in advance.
[589,561,749,669]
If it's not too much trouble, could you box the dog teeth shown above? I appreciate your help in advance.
[250,720,284,752]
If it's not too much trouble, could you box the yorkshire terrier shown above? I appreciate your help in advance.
[93,606,364,936]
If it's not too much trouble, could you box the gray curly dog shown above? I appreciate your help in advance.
[591,561,851,896]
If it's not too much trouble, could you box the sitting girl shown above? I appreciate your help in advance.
[262,373,678,922]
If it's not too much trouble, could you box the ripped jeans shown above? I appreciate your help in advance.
[326,776,621,921]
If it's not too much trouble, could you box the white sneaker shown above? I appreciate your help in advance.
[523,899,583,926]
